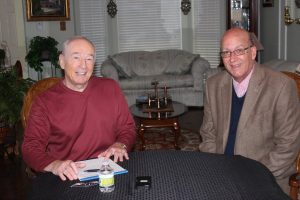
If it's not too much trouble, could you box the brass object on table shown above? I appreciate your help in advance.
[142,102,174,113]
[143,81,172,113]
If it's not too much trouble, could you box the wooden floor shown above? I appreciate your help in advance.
[0,107,203,200]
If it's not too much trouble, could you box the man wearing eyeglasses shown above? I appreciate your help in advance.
[199,27,300,194]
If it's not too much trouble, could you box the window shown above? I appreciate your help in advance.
[117,0,182,52]
[193,0,225,68]
[75,1,225,72]
[77,0,107,76]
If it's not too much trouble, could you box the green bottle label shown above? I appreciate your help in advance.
[99,174,114,187]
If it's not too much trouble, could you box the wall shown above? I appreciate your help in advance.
[287,25,300,61]
[286,0,300,61]
[0,0,27,69]
[260,0,300,62]
[23,0,76,79]
[260,0,282,62]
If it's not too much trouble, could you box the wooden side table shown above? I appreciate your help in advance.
[130,101,187,151]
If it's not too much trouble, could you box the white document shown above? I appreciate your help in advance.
[77,157,128,181]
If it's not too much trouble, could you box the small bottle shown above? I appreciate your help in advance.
[99,160,115,193]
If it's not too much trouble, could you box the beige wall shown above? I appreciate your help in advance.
[286,24,300,61]
[22,0,75,79]
[286,0,300,61]
[260,0,300,62]
[0,0,26,69]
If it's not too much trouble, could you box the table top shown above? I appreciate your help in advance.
[130,101,187,119]
[28,151,289,200]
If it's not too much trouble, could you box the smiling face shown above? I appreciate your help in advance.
[59,37,95,92]
[221,28,257,83]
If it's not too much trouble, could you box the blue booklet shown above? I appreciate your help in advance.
[77,158,128,181]
[136,94,148,104]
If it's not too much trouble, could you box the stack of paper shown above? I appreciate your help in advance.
[77,157,128,181]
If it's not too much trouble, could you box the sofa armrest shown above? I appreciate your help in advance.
[203,67,224,87]
[101,59,119,81]
[204,67,223,78]
[263,59,300,73]
[191,57,210,91]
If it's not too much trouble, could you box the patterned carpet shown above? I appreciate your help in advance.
[133,128,201,151]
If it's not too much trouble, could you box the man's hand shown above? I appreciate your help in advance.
[98,142,128,162]
[44,160,86,181]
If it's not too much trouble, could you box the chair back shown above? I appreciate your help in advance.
[281,71,300,100]
[281,72,300,199]
[296,152,300,172]
[289,151,300,200]
[21,77,61,128]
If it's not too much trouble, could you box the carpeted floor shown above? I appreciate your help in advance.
[133,128,201,151]
[133,107,203,152]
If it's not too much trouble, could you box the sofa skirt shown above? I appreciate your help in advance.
[122,87,203,107]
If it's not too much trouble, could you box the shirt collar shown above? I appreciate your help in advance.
[232,66,254,97]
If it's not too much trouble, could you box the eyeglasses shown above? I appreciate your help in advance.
[220,46,253,58]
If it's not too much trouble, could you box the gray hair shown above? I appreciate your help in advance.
[61,36,95,55]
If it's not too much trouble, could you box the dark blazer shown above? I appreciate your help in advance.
[199,63,300,191]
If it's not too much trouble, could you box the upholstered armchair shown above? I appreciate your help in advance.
[289,152,300,200]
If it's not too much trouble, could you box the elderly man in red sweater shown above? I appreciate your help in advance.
[22,36,136,181]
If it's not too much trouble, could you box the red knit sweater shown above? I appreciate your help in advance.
[22,77,136,172]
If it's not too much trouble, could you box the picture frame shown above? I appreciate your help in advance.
[262,0,274,7]
[26,0,70,21]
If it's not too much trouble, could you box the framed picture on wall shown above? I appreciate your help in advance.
[262,0,274,7]
[26,0,70,21]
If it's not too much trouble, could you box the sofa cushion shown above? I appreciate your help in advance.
[109,53,136,78]
[110,49,199,78]
[130,51,169,76]
[263,59,300,72]
[110,51,168,77]
[163,50,199,74]
[119,74,194,90]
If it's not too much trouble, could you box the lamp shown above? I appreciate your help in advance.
[284,6,294,25]
[181,0,191,15]
[250,32,264,51]
[284,6,300,25]
[107,0,117,18]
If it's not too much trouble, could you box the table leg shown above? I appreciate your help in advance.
[138,124,146,151]
[173,121,181,150]
[136,117,182,150]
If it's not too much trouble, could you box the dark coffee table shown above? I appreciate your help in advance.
[130,101,187,150]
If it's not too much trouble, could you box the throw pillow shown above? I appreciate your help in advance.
[164,50,199,75]
[110,52,136,78]
[130,51,169,76]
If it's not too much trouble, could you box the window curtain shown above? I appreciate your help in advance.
[193,0,224,68]
[76,0,224,73]
[78,0,107,76]
[117,0,182,52]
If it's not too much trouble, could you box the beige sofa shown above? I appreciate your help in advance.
[101,49,210,106]
[263,59,300,73]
